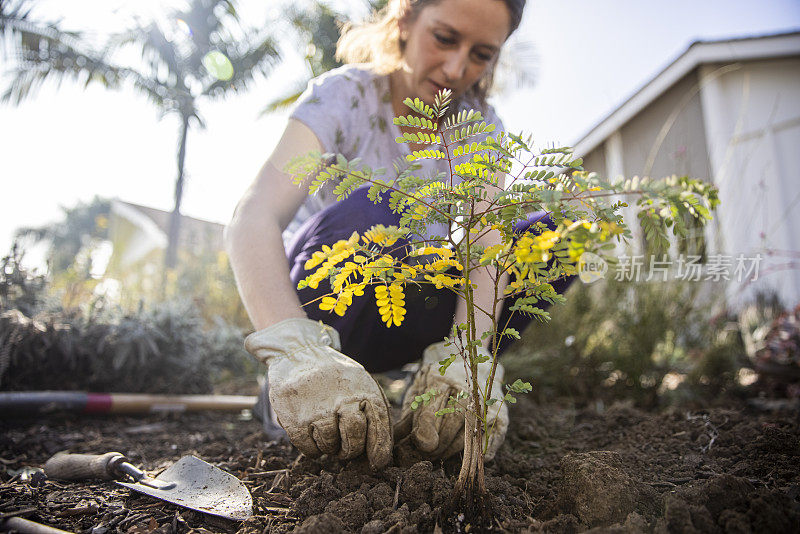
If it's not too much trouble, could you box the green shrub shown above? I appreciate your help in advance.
[0,254,254,393]
[502,277,748,407]
[0,244,48,317]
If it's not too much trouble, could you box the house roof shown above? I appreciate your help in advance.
[573,30,800,157]
[112,200,225,249]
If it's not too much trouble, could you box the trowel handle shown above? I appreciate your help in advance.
[44,451,127,481]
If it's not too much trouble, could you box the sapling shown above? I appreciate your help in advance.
[288,89,718,521]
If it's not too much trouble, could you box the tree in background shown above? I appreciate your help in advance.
[1,0,281,271]
[262,1,390,114]
[13,197,110,275]
[8,196,251,328]
[262,0,344,114]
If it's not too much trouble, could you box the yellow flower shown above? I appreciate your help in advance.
[424,274,464,289]
[412,246,453,259]
[375,284,406,327]
[363,224,404,247]
[332,261,360,293]
[535,230,560,250]
[318,291,353,316]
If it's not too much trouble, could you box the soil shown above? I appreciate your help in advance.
[1,395,799,533]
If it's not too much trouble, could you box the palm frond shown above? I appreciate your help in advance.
[287,1,343,76]
[182,0,238,72]
[259,81,307,115]
[2,38,123,104]
[201,32,280,98]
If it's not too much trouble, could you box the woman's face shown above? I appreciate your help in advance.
[393,0,511,105]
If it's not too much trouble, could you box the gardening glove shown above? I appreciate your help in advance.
[395,341,508,461]
[245,317,393,470]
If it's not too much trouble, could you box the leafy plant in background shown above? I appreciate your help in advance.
[291,89,718,519]
[161,246,251,329]
[8,194,250,329]
[1,225,255,394]
[501,278,748,408]
[261,0,347,114]
[0,244,48,318]
[13,197,111,275]
[0,294,255,394]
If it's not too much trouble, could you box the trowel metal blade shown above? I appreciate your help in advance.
[117,455,252,521]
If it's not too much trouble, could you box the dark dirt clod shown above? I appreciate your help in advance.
[399,461,434,509]
[556,450,643,526]
[293,512,344,534]
[294,473,341,516]
[2,396,799,533]
[324,491,370,531]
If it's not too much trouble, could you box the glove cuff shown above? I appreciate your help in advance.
[245,317,341,363]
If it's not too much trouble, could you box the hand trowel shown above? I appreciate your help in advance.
[44,452,252,520]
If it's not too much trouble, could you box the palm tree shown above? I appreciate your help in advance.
[262,0,390,114]
[261,0,344,114]
[1,0,280,271]
[13,197,111,275]
[0,0,122,95]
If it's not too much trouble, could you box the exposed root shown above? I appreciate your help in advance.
[444,479,495,531]
[440,411,495,531]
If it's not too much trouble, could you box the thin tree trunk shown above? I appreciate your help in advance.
[447,240,492,526]
[446,396,492,528]
[454,400,487,496]
[165,114,190,271]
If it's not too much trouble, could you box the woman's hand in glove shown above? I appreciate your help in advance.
[394,341,508,461]
[245,318,393,470]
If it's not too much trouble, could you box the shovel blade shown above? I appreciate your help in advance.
[117,455,252,520]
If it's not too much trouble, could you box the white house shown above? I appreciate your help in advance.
[106,199,225,276]
[573,31,800,310]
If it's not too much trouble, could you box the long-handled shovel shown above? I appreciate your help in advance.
[44,452,252,521]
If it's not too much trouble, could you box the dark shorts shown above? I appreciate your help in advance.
[286,187,575,373]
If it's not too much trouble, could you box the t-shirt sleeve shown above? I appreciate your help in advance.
[289,72,356,155]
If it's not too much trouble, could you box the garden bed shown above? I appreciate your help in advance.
[1,395,798,533]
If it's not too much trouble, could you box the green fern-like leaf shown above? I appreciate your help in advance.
[394,115,437,130]
[452,141,489,158]
[449,122,495,143]
[333,173,364,200]
[402,97,435,118]
[442,109,484,130]
[406,149,446,162]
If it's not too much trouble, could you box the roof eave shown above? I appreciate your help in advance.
[573,31,800,158]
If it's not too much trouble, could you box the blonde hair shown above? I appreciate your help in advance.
[336,0,526,108]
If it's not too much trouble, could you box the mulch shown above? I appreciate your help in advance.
[1,395,799,533]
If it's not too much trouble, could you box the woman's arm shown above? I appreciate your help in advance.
[225,119,323,330]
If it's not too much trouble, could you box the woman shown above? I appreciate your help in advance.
[226,0,550,470]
